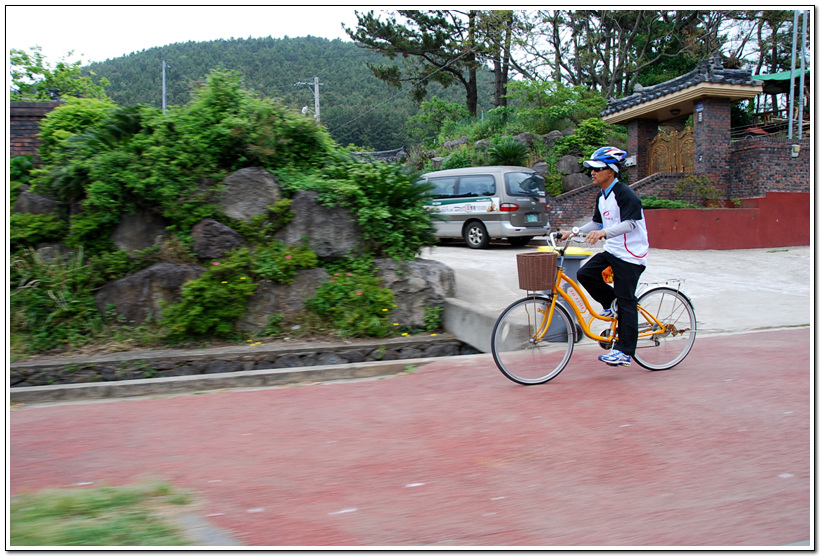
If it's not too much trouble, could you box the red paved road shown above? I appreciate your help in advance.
[9,329,811,548]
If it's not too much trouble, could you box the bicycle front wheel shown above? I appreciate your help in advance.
[491,296,575,385]
[633,287,697,371]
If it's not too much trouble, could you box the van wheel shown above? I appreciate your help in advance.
[508,236,532,247]
[463,221,490,249]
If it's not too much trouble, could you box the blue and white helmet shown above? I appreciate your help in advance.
[583,146,628,173]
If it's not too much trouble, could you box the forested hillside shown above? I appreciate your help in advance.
[84,36,495,149]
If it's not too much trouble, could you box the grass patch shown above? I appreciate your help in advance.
[10,480,195,547]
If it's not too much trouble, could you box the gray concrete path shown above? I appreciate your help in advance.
[422,243,811,335]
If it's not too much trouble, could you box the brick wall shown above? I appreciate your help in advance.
[9,101,62,158]
[729,136,811,198]
[549,173,686,230]
[627,118,659,182]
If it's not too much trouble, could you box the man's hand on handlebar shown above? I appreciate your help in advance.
[584,229,607,245]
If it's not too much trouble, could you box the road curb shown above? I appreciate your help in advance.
[9,353,488,404]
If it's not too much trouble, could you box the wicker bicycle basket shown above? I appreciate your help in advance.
[516,251,558,291]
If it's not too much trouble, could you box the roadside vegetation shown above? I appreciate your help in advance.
[10,481,195,547]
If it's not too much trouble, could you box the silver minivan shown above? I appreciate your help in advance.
[421,166,551,248]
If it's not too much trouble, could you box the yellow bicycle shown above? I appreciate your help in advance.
[491,229,697,385]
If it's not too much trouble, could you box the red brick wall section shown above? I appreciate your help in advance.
[643,191,810,250]
[9,101,62,158]
[729,137,811,198]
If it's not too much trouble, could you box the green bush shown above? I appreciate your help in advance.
[673,175,723,204]
[30,70,336,253]
[10,248,104,352]
[306,270,395,338]
[160,248,257,340]
[252,241,318,284]
[10,213,67,253]
[312,155,438,260]
[10,155,35,185]
[440,147,475,170]
[639,195,698,209]
[554,118,611,158]
[488,137,528,166]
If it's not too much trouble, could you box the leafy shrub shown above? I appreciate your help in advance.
[251,241,318,284]
[30,70,336,253]
[10,248,104,352]
[554,118,611,158]
[440,147,475,170]
[488,137,528,166]
[505,81,607,133]
[312,155,438,260]
[10,213,67,253]
[673,175,723,204]
[10,155,35,184]
[639,196,698,209]
[160,248,257,340]
[306,270,395,337]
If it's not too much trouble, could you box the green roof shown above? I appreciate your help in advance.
[752,69,810,94]
[753,69,809,81]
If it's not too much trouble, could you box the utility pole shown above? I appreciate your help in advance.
[162,60,167,114]
[295,77,322,123]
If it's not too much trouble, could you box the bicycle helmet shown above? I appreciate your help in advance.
[583,146,628,173]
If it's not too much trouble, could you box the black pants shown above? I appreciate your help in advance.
[576,251,645,355]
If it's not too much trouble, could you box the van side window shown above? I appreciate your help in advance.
[457,175,496,197]
[428,177,458,198]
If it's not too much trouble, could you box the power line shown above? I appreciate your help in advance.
[330,46,478,134]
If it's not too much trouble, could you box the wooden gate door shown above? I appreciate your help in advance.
[649,127,693,173]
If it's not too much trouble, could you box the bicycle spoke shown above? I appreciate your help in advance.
[633,287,697,370]
[491,296,574,385]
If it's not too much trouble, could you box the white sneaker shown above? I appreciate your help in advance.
[598,349,631,367]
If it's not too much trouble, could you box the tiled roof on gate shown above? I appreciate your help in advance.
[602,55,760,117]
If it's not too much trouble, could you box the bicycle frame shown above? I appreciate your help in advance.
[531,255,670,345]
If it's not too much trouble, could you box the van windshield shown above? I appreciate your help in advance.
[506,172,546,197]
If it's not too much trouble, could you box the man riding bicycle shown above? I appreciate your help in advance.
[558,146,649,367]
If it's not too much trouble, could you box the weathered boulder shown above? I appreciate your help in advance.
[111,211,169,255]
[557,155,582,175]
[514,132,539,147]
[276,190,363,261]
[562,172,592,192]
[237,267,330,333]
[474,139,492,152]
[13,192,60,215]
[217,167,282,222]
[530,160,550,178]
[541,130,564,150]
[94,262,204,324]
[375,258,455,329]
[442,136,469,150]
[191,218,245,260]
[430,156,445,169]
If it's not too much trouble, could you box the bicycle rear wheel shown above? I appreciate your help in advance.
[491,296,575,385]
[633,287,697,371]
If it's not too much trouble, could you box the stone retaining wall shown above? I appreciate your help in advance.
[10,335,477,388]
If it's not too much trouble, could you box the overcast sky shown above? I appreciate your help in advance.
[6,5,364,64]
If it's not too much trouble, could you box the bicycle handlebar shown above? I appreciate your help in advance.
[548,227,585,250]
